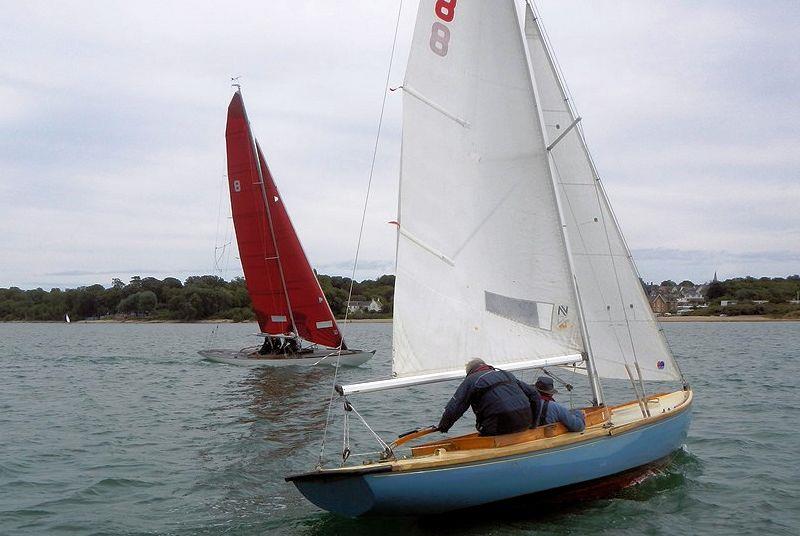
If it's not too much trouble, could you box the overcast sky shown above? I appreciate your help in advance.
[1,1,798,290]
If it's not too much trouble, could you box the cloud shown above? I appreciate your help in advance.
[1,1,797,290]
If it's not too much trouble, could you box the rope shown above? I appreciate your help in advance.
[532,1,685,386]
[205,173,235,349]
[317,0,405,467]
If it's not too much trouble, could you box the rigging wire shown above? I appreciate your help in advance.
[317,0,405,467]
[530,1,683,389]
[205,173,236,349]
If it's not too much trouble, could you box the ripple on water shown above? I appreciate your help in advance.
[1,322,800,535]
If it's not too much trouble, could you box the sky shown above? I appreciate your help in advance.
[1,1,798,290]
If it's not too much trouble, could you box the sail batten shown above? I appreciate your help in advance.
[225,92,343,348]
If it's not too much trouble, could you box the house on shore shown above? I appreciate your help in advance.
[347,298,383,314]
[649,293,675,315]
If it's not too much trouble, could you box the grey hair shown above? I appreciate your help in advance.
[465,358,486,375]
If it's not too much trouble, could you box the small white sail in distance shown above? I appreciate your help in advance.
[65,313,71,323]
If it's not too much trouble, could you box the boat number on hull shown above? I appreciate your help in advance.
[429,0,457,57]
[233,179,241,193]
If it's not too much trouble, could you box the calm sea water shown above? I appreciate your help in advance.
[1,321,798,535]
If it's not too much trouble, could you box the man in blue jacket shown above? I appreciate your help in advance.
[437,358,540,436]
[532,376,585,432]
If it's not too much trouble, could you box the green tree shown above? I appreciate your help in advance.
[705,281,727,301]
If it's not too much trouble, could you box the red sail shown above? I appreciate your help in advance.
[225,91,342,348]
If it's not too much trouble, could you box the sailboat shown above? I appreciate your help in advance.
[64,313,71,324]
[199,90,374,368]
[286,0,691,515]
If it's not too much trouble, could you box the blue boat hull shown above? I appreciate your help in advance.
[289,404,691,517]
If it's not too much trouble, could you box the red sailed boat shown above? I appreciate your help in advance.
[199,90,373,368]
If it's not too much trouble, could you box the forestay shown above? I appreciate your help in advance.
[391,0,584,380]
[523,2,680,381]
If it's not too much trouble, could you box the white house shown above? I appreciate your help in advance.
[347,298,383,313]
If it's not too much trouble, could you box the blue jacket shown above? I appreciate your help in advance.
[535,397,585,432]
[438,366,539,436]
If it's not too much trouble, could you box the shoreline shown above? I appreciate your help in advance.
[0,318,394,324]
[2,316,797,324]
[657,315,799,322]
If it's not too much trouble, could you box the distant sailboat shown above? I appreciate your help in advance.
[199,90,374,368]
[65,313,71,324]
[287,0,691,515]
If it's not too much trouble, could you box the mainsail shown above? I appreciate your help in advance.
[391,0,585,380]
[523,2,681,381]
[225,91,342,348]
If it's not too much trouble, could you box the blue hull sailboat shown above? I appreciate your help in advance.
[287,0,692,517]
[290,391,691,516]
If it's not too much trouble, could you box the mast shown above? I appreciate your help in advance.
[516,3,604,405]
[237,88,298,338]
[525,0,685,388]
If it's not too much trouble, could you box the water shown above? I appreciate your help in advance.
[1,321,798,535]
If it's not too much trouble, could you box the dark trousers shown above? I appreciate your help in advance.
[477,408,532,436]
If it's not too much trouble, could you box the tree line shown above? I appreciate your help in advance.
[0,274,395,322]
[2,273,798,322]
[701,275,800,317]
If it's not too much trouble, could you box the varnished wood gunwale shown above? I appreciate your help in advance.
[388,389,692,473]
[285,389,691,479]
[410,404,611,456]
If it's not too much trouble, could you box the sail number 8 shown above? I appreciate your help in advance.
[429,0,457,57]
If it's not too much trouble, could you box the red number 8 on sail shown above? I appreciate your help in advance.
[435,0,456,23]
[429,0,457,56]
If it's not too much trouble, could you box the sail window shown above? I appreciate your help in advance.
[316,320,334,329]
[484,291,553,331]
[271,315,287,323]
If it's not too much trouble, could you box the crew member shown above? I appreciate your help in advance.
[436,358,540,436]
[532,376,585,432]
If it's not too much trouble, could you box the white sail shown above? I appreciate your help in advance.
[391,0,584,380]
[523,2,680,381]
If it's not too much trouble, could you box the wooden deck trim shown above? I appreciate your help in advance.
[409,405,610,456]
[388,389,692,473]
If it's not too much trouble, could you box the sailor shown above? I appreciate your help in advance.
[258,336,274,355]
[436,358,540,436]
[284,337,300,355]
[531,376,585,432]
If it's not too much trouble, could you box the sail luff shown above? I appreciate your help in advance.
[524,1,681,381]
[249,134,299,338]
[391,0,586,380]
[254,142,344,347]
[226,91,292,336]
[516,1,604,405]
[235,87,298,335]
